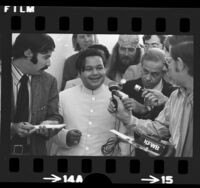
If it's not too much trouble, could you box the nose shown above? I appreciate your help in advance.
[145,73,151,81]
[92,68,98,75]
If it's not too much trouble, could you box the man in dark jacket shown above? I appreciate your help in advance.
[11,34,63,155]
[122,48,176,120]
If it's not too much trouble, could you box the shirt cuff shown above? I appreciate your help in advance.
[125,115,138,128]
[56,129,73,149]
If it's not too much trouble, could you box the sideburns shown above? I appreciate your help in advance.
[31,53,38,64]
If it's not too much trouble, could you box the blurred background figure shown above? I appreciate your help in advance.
[107,35,144,82]
[143,35,166,52]
[123,35,166,82]
[64,44,111,89]
[60,34,98,91]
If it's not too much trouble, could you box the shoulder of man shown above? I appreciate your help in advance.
[40,71,56,81]
[60,84,80,97]
[162,79,178,97]
[64,52,80,64]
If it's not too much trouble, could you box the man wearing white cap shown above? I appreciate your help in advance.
[106,35,144,82]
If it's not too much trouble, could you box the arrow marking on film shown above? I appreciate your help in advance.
[43,174,62,183]
[141,175,160,184]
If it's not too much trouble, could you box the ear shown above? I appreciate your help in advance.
[176,57,185,72]
[24,49,33,59]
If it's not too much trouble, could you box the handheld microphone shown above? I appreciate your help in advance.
[134,130,174,156]
[108,80,128,109]
[134,84,158,111]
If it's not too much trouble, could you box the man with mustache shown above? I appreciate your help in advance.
[11,34,63,155]
[53,48,129,156]
[106,35,143,82]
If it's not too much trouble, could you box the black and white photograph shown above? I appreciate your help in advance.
[10,33,193,157]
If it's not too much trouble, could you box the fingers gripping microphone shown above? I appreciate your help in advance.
[108,79,128,109]
[134,84,158,111]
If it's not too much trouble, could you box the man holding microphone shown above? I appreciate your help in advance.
[108,36,193,157]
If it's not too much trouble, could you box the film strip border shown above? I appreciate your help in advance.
[0,7,196,33]
[3,157,192,183]
[10,16,190,33]
[0,7,200,184]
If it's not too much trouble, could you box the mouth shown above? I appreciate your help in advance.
[89,77,102,82]
[40,66,48,71]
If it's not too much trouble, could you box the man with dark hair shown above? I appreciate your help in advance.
[61,34,97,91]
[64,44,111,90]
[108,35,193,157]
[107,35,143,82]
[143,35,166,53]
[88,44,110,67]
[53,48,129,156]
[11,34,63,155]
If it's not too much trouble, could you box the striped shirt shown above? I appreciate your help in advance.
[128,88,193,157]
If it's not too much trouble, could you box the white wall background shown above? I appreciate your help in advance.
[12,34,143,91]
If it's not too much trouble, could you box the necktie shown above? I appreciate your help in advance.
[14,75,29,122]
[12,74,30,154]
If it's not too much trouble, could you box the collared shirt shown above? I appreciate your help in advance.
[12,63,32,122]
[54,84,118,156]
[145,79,163,92]
[128,88,193,157]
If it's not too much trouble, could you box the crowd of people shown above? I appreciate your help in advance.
[4,33,193,157]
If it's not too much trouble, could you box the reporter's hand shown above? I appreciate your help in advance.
[66,129,82,147]
[36,120,60,137]
[142,89,168,107]
[160,140,176,157]
[147,140,175,157]
[11,122,36,137]
[122,97,148,114]
[108,95,132,125]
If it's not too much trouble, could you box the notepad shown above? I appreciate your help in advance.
[34,124,66,129]
[110,129,134,144]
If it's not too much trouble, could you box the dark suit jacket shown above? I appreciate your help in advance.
[122,78,177,120]
[11,71,63,155]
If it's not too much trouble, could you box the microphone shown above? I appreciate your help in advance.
[133,130,175,156]
[133,84,158,111]
[108,80,128,109]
